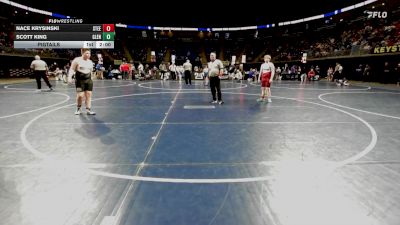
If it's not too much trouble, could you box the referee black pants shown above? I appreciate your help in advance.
[184,70,191,85]
[209,76,222,101]
[34,71,52,89]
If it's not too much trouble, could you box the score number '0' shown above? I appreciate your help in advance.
[102,24,115,32]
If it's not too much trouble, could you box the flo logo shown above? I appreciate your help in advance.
[365,11,388,18]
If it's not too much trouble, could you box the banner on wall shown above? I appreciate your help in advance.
[373,45,400,54]
[301,53,307,63]
[171,55,176,64]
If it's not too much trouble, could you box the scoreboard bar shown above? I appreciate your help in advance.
[14,32,115,41]
[14,24,115,49]
[15,24,115,32]
[14,41,114,49]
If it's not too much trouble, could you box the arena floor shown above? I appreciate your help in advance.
[1,79,400,225]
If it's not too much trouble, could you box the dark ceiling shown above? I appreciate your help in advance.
[12,0,367,27]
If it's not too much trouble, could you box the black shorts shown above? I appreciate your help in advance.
[75,78,93,92]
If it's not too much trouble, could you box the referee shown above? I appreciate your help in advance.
[30,55,53,92]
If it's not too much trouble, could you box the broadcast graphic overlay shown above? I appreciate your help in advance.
[14,23,115,49]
